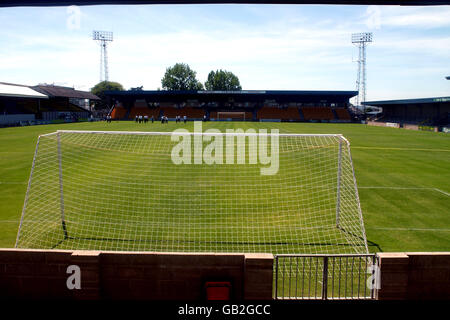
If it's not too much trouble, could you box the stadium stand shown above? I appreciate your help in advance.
[363,97,450,126]
[160,106,179,118]
[301,107,335,121]
[104,90,358,123]
[210,111,253,120]
[129,107,160,119]
[257,106,300,120]
[161,106,205,119]
[335,108,352,121]
[0,82,95,125]
[111,104,127,119]
[128,99,160,119]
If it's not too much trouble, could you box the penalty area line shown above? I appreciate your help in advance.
[0,181,27,185]
[352,146,450,152]
[359,186,450,197]
[359,186,431,190]
[367,227,450,232]
[434,188,450,197]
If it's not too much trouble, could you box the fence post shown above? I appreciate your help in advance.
[57,131,68,239]
[322,256,328,300]
[274,256,278,299]
[336,140,342,228]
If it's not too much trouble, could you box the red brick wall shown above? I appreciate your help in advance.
[406,253,450,300]
[3,249,449,300]
[0,249,273,300]
[377,252,450,300]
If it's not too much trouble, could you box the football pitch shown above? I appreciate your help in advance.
[0,121,449,253]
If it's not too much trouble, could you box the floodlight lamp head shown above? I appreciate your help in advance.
[93,31,113,42]
[352,32,372,44]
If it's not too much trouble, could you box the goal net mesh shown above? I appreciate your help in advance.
[217,112,246,120]
[16,130,368,254]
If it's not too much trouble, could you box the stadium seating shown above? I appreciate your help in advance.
[210,111,253,120]
[110,106,127,119]
[301,107,335,121]
[257,107,300,120]
[162,106,205,119]
[129,107,160,119]
[110,103,348,122]
[335,108,351,121]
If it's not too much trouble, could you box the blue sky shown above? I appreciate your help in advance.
[0,4,449,101]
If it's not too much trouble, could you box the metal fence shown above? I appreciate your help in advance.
[274,254,378,300]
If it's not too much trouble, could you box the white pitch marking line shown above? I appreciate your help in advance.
[434,188,450,197]
[352,146,450,152]
[0,181,27,185]
[359,186,432,190]
[368,227,450,232]
[359,186,450,197]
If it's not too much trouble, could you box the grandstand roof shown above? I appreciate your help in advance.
[0,82,48,99]
[33,85,100,100]
[363,96,450,106]
[1,1,448,7]
[106,89,357,101]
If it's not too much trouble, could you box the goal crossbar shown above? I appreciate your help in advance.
[46,130,348,140]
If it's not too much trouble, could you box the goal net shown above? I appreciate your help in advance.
[15,130,368,254]
[217,112,246,120]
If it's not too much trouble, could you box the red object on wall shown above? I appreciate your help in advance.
[205,281,231,300]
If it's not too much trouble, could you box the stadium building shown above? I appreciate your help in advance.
[106,90,358,122]
[364,96,450,126]
[0,82,98,126]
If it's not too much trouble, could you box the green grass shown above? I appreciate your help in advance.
[0,121,449,253]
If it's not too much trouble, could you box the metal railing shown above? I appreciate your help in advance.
[274,254,378,300]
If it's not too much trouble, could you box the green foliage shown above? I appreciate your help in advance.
[90,81,124,110]
[204,69,242,91]
[161,63,204,91]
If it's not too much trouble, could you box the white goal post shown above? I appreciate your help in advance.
[217,112,246,120]
[15,130,368,254]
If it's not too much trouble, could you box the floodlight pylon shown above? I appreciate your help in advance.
[352,32,373,111]
[93,31,113,82]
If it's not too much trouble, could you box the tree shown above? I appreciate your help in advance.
[161,63,204,91]
[204,69,242,91]
[91,81,124,109]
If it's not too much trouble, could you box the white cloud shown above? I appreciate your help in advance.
[375,36,450,58]
[377,6,450,29]
[365,6,381,30]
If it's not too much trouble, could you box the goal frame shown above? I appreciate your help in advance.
[15,130,368,254]
[217,111,247,121]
